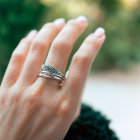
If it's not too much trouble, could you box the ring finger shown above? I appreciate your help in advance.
[37,16,88,87]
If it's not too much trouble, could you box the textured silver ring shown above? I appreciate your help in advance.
[38,64,65,82]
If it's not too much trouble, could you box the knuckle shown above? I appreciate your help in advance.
[73,55,91,65]
[9,92,20,105]
[86,35,100,47]
[12,51,24,62]
[0,89,7,105]
[58,99,72,117]
[86,39,101,53]
[52,40,71,54]
[25,94,41,109]
[0,95,6,105]
[31,40,46,53]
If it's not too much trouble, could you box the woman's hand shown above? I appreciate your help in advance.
[0,16,105,140]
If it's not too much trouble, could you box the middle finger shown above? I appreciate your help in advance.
[45,16,88,74]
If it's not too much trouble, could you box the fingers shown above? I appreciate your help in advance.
[1,30,37,88]
[18,19,65,85]
[35,16,88,89]
[45,16,88,73]
[65,27,106,106]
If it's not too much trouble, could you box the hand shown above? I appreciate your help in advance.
[0,16,105,140]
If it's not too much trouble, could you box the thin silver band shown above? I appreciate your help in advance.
[38,73,63,82]
[40,70,64,80]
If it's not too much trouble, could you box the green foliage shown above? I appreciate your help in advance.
[68,1,140,71]
[0,0,140,82]
[93,6,140,71]
[87,0,121,13]
[0,0,45,82]
[47,0,140,71]
[99,0,120,12]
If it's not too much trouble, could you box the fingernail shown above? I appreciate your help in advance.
[27,30,37,39]
[54,18,65,25]
[76,15,87,23]
[94,27,105,38]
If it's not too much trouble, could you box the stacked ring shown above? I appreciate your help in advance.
[38,64,65,82]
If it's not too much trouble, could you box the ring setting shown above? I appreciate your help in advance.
[38,64,65,82]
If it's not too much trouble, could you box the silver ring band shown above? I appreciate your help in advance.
[40,70,64,80]
[38,64,65,82]
[38,73,63,82]
[41,64,64,78]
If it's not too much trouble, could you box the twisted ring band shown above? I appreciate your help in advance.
[38,64,65,82]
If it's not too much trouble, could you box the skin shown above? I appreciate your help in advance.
[0,17,105,140]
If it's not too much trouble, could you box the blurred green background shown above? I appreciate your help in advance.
[0,0,140,82]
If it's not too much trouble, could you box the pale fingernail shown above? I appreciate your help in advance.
[54,18,65,25]
[94,27,105,38]
[76,15,87,23]
[27,30,37,39]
